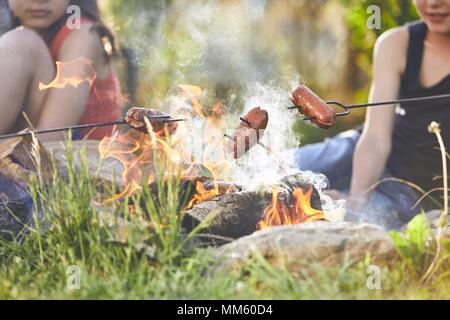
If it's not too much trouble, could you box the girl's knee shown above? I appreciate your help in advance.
[1,28,49,59]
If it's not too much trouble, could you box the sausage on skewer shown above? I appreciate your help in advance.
[125,107,178,135]
[291,85,336,129]
[226,107,269,159]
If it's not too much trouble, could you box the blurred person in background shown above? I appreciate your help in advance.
[0,0,123,141]
[292,0,450,229]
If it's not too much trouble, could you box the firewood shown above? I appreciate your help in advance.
[0,135,54,185]
[184,173,322,242]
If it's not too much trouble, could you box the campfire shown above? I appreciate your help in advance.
[0,83,344,243]
[94,85,332,241]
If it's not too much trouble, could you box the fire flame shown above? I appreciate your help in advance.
[99,85,231,205]
[39,58,96,90]
[257,187,325,230]
[179,85,206,118]
[187,180,219,208]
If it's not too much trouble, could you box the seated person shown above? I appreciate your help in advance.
[0,0,122,141]
[293,0,450,229]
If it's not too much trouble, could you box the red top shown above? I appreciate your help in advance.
[50,18,123,140]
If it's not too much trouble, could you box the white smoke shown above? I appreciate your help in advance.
[118,0,347,220]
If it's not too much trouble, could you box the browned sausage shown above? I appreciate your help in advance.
[125,108,177,135]
[291,85,336,129]
[227,107,269,159]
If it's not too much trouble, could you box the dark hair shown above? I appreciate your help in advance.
[0,0,116,57]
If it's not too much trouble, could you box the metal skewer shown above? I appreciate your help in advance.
[238,118,276,155]
[288,93,450,121]
[0,116,187,140]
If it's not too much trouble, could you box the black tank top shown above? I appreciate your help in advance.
[386,21,450,191]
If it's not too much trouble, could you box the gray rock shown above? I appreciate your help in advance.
[425,210,449,232]
[217,221,397,268]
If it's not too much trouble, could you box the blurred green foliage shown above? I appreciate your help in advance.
[340,0,419,99]
[297,0,420,144]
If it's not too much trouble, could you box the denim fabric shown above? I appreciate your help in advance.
[292,130,430,229]
[72,129,83,141]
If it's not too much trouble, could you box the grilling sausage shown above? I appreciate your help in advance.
[125,107,177,135]
[291,85,336,129]
[227,107,269,159]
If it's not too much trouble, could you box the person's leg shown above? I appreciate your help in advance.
[0,28,54,134]
[290,129,360,190]
[346,170,423,229]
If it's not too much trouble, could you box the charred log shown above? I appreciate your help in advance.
[183,173,322,242]
[138,177,242,214]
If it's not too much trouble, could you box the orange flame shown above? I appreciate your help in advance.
[186,181,219,208]
[179,85,206,118]
[98,86,233,205]
[257,187,325,230]
[39,58,96,90]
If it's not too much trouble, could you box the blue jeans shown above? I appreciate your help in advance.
[72,129,83,140]
[292,130,427,229]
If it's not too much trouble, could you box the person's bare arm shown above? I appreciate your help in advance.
[0,29,54,134]
[349,27,408,209]
[36,25,105,141]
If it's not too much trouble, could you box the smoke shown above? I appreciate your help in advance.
[118,0,292,106]
[229,82,298,187]
[188,0,277,85]
[116,0,347,221]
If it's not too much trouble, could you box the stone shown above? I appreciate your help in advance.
[217,221,397,269]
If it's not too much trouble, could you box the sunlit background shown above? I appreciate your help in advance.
[100,0,419,144]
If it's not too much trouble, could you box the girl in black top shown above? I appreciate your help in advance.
[293,0,450,229]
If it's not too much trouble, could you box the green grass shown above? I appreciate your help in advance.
[0,139,449,300]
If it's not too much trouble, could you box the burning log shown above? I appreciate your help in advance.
[141,176,242,213]
[183,173,323,242]
[0,135,54,185]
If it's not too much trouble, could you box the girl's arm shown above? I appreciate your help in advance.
[36,24,106,141]
[349,27,408,210]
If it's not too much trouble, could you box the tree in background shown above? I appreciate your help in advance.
[340,0,419,101]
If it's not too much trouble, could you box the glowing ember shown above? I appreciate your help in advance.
[186,181,219,209]
[39,58,96,90]
[257,187,325,230]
